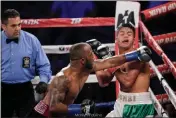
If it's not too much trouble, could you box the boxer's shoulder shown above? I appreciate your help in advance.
[49,75,70,91]
[56,71,64,76]
[54,73,70,84]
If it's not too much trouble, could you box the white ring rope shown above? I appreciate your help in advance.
[149,88,168,117]
[149,60,176,110]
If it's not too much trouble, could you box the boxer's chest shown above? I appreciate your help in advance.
[115,62,141,77]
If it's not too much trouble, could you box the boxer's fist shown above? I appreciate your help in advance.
[81,99,95,115]
[35,82,48,94]
[86,39,101,55]
[125,46,152,62]
[97,45,113,59]
[136,46,152,62]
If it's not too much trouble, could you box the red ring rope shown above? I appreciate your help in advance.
[140,21,176,78]
[153,32,176,45]
[156,91,176,103]
[141,1,176,22]
[20,17,114,28]
[150,62,176,78]
[19,2,176,28]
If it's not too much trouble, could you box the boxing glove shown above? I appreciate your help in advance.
[86,39,101,56]
[86,39,113,59]
[35,82,48,94]
[97,45,113,59]
[125,46,152,62]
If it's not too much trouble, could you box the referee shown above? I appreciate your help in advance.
[1,9,52,118]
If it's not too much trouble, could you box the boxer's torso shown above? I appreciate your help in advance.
[114,61,150,93]
[63,73,89,105]
[43,68,89,106]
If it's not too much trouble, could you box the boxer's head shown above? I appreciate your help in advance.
[70,43,94,70]
[1,9,21,39]
[115,24,135,50]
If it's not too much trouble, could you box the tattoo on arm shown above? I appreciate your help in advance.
[49,75,69,109]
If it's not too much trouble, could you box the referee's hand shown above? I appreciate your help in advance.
[35,82,48,94]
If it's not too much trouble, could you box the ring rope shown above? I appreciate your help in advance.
[149,60,176,110]
[141,1,176,21]
[140,21,176,109]
[153,32,176,45]
[140,21,176,78]
[32,61,176,85]
[17,2,176,28]
[149,88,168,117]
[150,61,176,78]
[41,32,176,54]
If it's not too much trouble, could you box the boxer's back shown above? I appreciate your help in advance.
[49,68,89,105]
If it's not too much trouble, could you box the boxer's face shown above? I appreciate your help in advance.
[2,16,21,39]
[115,27,135,50]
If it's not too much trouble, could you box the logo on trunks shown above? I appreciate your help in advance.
[116,10,135,29]
[119,94,136,102]
[22,57,30,68]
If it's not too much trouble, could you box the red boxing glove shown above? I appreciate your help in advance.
[34,100,49,117]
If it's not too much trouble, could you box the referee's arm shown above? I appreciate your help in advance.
[33,36,52,83]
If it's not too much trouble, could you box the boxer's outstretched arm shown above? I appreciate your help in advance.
[93,55,126,71]
[49,75,70,117]
[93,45,152,71]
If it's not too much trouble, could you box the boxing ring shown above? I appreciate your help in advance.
[22,1,176,117]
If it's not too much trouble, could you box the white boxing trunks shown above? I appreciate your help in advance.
[106,91,154,118]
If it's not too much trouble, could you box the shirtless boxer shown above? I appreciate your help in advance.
[28,42,151,117]
[87,24,155,118]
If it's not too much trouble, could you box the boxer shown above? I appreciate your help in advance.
[27,42,151,117]
[87,24,155,118]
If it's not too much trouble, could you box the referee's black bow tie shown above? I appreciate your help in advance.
[6,38,19,44]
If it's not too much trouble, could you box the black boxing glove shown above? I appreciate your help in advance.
[97,45,113,59]
[81,99,95,115]
[124,46,152,62]
[35,82,48,94]
[86,39,101,56]
[86,39,113,59]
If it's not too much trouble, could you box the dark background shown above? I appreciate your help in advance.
[1,1,176,115]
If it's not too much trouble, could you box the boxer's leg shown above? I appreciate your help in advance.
[105,100,122,117]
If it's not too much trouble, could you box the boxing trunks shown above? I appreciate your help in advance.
[27,71,65,118]
[106,91,155,118]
